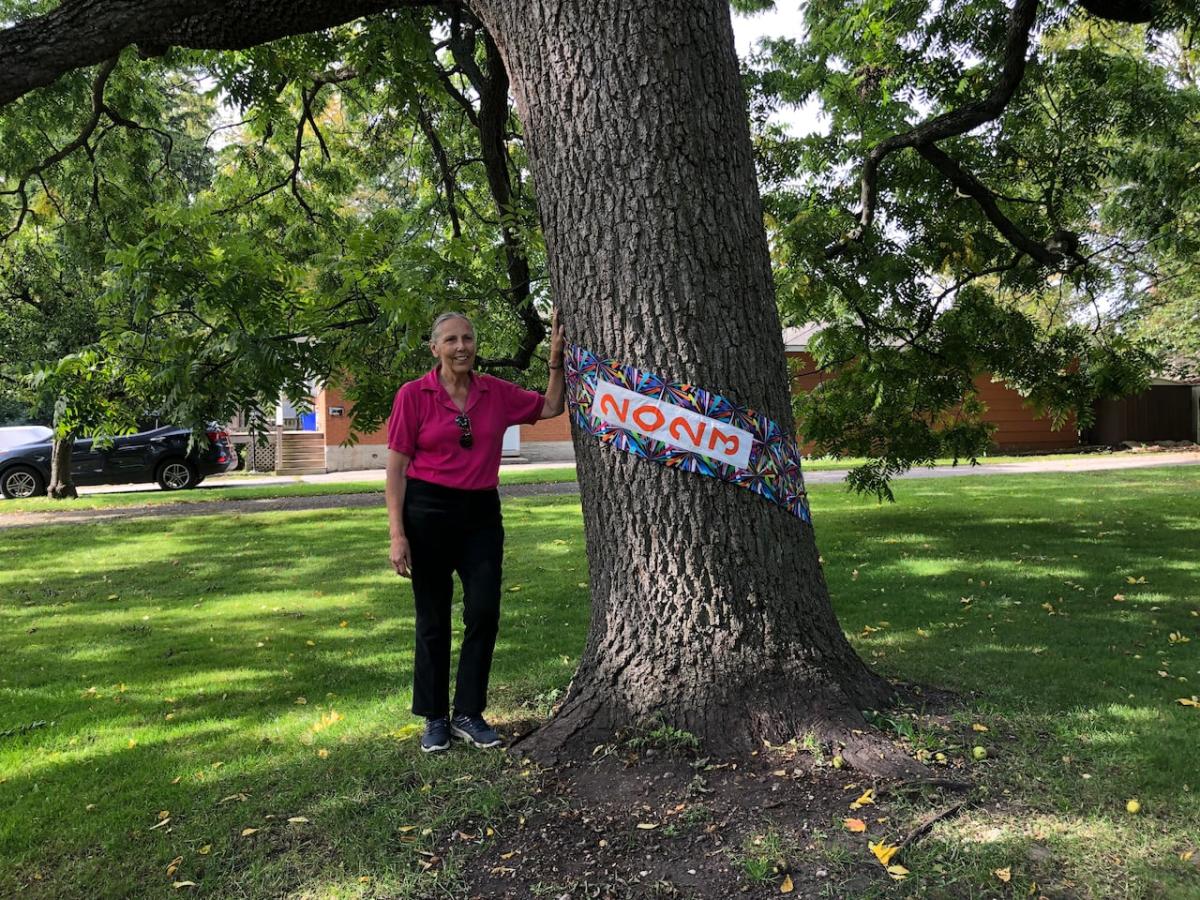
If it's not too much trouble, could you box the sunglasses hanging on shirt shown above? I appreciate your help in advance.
[455,413,474,449]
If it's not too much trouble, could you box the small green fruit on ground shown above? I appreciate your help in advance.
[972,746,988,760]
[1126,799,1141,814]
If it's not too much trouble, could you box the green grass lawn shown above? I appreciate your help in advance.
[0,465,579,514]
[1,467,1198,897]
[0,449,1141,516]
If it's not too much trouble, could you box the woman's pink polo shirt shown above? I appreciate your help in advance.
[386,367,546,490]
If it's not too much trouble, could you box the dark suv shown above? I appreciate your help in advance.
[0,426,237,499]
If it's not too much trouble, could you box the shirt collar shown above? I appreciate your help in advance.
[420,366,489,411]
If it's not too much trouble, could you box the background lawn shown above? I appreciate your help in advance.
[1,466,1198,897]
[0,465,580,514]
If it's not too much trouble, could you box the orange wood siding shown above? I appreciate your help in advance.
[786,352,1077,451]
[971,375,1077,450]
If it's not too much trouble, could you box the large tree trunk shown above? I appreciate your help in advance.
[472,0,913,772]
[48,432,77,499]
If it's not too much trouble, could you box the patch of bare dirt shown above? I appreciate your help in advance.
[444,688,984,899]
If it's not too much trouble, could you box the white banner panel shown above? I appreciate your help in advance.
[592,378,754,469]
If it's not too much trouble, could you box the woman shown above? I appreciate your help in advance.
[386,310,566,752]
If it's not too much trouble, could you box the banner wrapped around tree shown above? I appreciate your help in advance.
[564,344,811,522]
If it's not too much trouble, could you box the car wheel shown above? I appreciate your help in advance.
[1,465,47,499]
[157,459,198,491]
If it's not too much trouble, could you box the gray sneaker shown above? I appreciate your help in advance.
[449,713,502,749]
[420,716,451,753]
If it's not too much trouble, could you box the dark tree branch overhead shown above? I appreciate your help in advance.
[830,0,1041,258]
[829,0,1176,264]
[915,143,1069,267]
[0,0,432,108]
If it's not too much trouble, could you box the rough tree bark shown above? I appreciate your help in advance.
[470,0,915,773]
[48,432,77,499]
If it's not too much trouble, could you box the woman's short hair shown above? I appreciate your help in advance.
[430,311,474,344]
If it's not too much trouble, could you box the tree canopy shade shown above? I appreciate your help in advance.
[746,0,1199,491]
[1,0,1198,764]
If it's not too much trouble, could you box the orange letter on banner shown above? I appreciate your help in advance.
[598,392,630,424]
[632,404,666,432]
[708,427,740,459]
[669,417,707,448]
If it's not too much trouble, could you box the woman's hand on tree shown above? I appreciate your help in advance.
[391,535,412,577]
[549,307,565,367]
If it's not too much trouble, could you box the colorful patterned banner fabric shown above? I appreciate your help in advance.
[564,344,810,522]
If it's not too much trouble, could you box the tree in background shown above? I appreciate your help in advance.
[746,0,1195,493]
[0,0,1196,764]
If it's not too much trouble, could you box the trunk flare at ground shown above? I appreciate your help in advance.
[49,435,77,500]
[472,0,900,764]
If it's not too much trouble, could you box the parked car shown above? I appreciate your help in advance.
[0,426,237,499]
[0,425,53,453]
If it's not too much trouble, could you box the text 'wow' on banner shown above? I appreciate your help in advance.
[564,344,810,522]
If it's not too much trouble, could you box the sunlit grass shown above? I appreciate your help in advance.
[1,465,1198,896]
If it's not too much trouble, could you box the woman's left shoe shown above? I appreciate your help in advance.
[449,713,503,749]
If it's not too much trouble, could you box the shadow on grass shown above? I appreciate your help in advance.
[0,497,587,897]
[2,470,1198,896]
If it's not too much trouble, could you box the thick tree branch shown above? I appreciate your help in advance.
[915,143,1066,266]
[445,13,545,370]
[414,100,463,238]
[0,0,431,109]
[1076,0,1158,23]
[829,0,1041,256]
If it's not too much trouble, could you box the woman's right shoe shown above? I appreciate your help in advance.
[421,716,451,752]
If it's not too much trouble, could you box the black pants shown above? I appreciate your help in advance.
[403,478,504,719]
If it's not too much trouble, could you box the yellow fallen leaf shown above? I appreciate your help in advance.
[317,748,329,758]
[995,866,1012,883]
[1113,593,1126,602]
[294,697,307,705]
[869,840,899,866]
[240,828,259,837]
[172,882,197,889]
[158,810,171,820]
[887,864,910,880]
[780,873,795,893]
[198,845,211,856]
[1127,575,1146,584]
[149,817,171,830]
[508,585,523,592]
[843,818,867,833]
[772,769,787,777]
[1179,849,1194,861]
[128,739,138,749]
[287,816,309,824]
[359,875,371,883]
[166,856,183,876]
[394,723,423,740]
[339,620,348,627]
[398,825,417,833]
[971,723,989,732]
[306,640,316,647]
[500,851,516,860]
[636,823,659,830]
[850,788,876,809]
[1176,697,1200,708]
